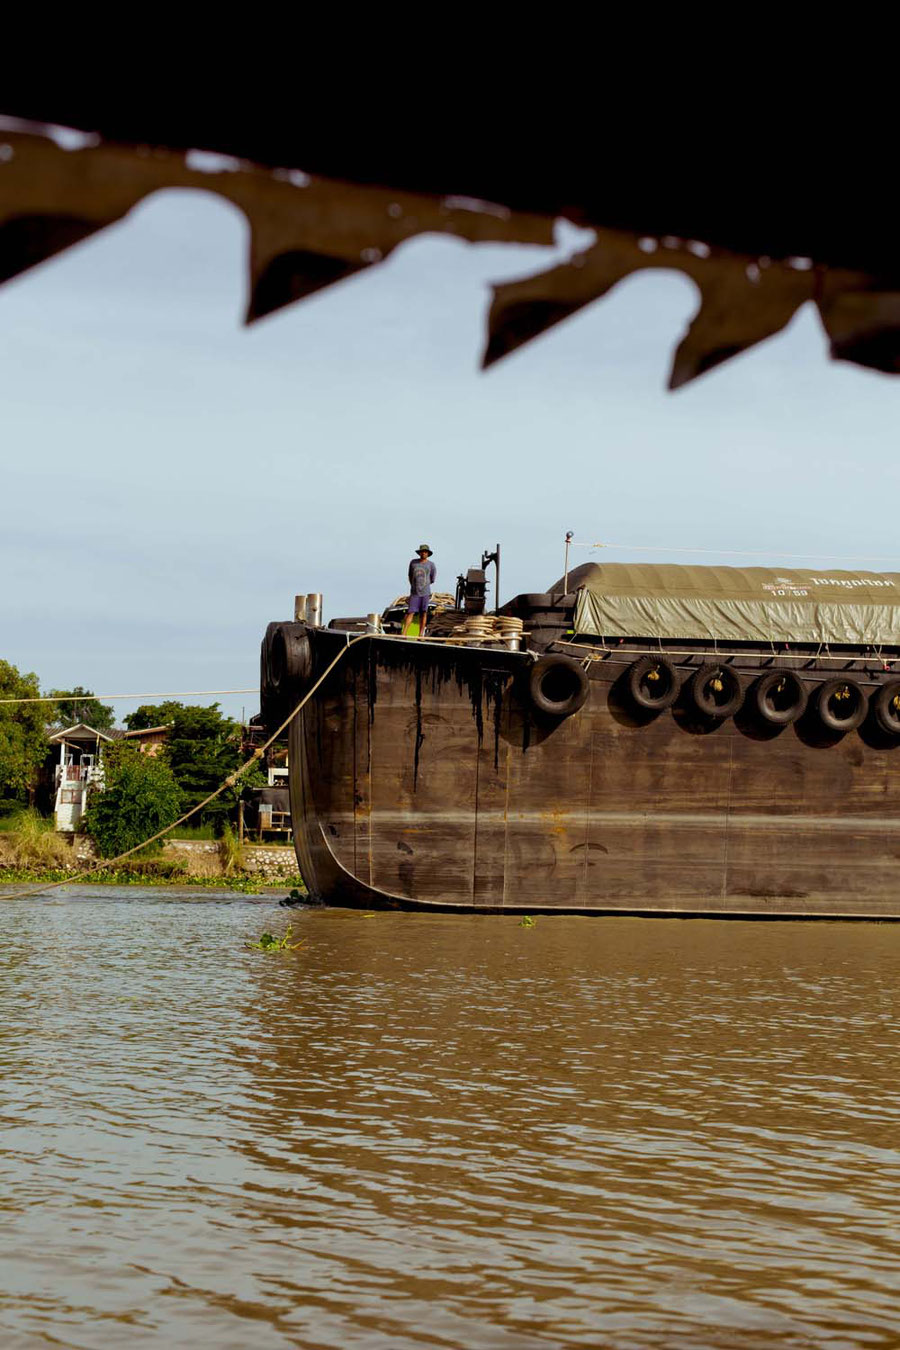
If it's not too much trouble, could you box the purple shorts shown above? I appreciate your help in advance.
[407,594,429,614]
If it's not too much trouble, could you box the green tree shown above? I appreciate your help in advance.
[84,743,181,858]
[124,701,262,831]
[124,700,185,733]
[0,660,50,803]
[48,686,116,731]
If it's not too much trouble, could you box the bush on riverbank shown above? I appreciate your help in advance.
[84,745,181,858]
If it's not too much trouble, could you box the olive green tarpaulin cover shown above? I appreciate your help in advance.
[571,563,900,644]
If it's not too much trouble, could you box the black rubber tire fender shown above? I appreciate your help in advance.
[689,663,744,719]
[815,677,868,732]
[873,680,900,736]
[269,622,313,696]
[260,621,281,700]
[626,655,682,712]
[528,655,590,719]
[751,670,808,726]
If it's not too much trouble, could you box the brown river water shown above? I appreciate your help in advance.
[1,889,899,1349]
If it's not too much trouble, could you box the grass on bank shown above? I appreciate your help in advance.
[0,809,71,866]
[0,870,306,892]
[0,805,30,833]
[0,810,303,892]
[218,824,246,876]
[0,861,307,892]
[167,823,218,841]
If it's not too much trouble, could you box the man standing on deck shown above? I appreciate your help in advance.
[402,545,436,638]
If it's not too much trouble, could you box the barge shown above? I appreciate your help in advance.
[260,561,900,917]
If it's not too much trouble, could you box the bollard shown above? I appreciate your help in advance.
[294,594,308,623]
[306,593,323,628]
[366,613,383,633]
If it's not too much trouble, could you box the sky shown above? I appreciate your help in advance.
[3,187,900,726]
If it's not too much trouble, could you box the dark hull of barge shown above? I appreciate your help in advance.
[286,630,900,919]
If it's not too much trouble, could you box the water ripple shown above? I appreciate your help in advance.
[1,891,899,1347]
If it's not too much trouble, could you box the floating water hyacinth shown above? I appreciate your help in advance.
[246,924,306,952]
[519,916,536,928]
[279,888,307,908]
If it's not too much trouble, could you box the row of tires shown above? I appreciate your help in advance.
[626,655,900,735]
[258,628,899,738]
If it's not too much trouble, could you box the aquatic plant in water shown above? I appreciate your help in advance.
[279,887,306,907]
[245,923,306,952]
[519,915,536,928]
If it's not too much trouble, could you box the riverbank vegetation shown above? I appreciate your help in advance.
[84,743,182,857]
[0,856,305,893]
[0,809,70,867]
[0,866,304,892]
[0,808,303,893]
[218,824,245,876]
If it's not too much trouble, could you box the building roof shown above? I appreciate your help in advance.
[48,723,114,743]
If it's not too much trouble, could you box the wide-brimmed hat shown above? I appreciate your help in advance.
[416,544,433,555]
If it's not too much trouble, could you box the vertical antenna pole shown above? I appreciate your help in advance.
[564,531,574,594]
[495,543,501,614]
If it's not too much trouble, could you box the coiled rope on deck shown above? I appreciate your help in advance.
[1,637,368,902]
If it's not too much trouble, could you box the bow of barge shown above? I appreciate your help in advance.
[260,563,900,917]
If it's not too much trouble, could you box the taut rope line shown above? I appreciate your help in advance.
[1,637,368,903]
[0,688,258,706]
[575,542,900,564]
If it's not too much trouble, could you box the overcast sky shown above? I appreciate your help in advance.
[3,189,899,726]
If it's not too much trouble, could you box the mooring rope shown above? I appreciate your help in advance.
[1,637,368,902]
[574,542,900,564]
[0,688,258,706]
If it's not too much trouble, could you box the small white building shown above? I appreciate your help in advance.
[48,724,112,832]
